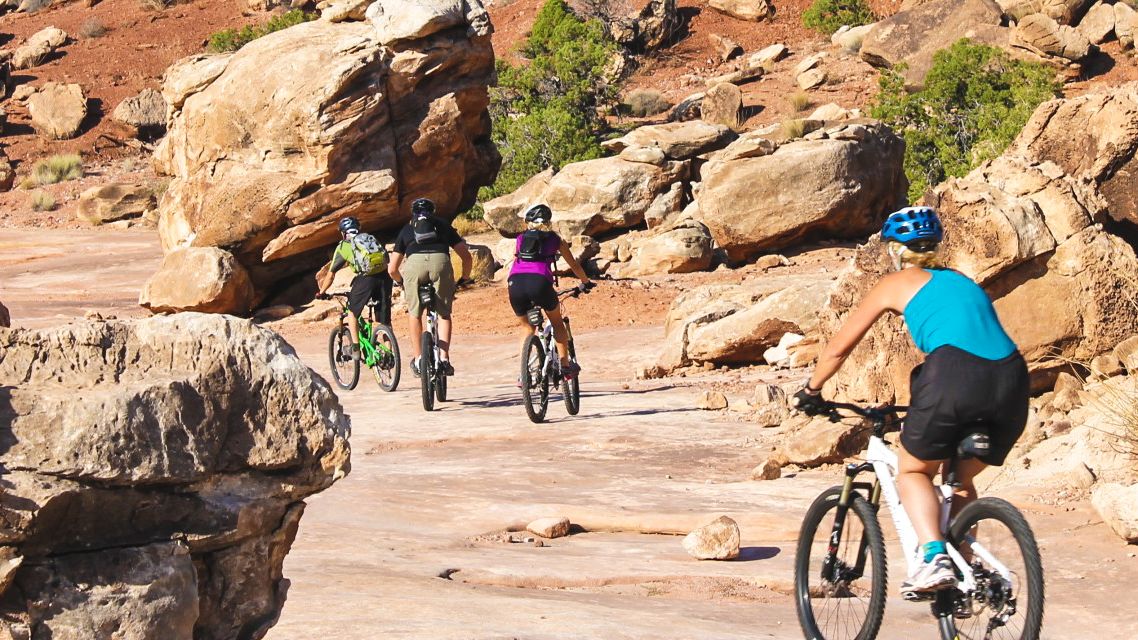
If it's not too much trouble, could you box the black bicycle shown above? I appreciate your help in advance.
[794,401,1044,640]
[327,294,400,392]
[520,286,586,423]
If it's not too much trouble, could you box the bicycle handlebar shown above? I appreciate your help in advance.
[823,401,907,420]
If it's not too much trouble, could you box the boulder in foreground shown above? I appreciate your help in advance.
[0,314,350,639]
[683,516,741,560]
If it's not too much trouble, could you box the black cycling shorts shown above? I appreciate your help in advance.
[507,274,558,317]
[902,345,1029,466]
[348,273,392,324]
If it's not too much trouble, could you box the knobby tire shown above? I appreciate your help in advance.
[562,339,580,416]
[420,331,435,411]
[327,324,360,391]
[371,324,400,392]
[521,334,548,423]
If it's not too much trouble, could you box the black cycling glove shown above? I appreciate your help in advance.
[316,292,331,301]
[792,387,829,416]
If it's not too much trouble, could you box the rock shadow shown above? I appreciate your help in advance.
[1079,49,1116,82]
[733,546,781,562]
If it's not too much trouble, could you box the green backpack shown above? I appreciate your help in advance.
[346,233,388,275]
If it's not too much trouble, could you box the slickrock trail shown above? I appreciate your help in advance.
[2,230,1136,638]
[269,324,1138,639]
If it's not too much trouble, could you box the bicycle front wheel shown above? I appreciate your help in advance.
[795,486,887,640]
[327,324,360,391]
[370,324,400,392]
[420,331,435,411]
[521,334,549,423]
[947,497,1044,640]
[562,340,580,415]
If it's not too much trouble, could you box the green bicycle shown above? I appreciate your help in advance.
[327,293,401,392]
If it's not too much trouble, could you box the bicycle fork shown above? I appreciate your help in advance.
[822,466,880,583]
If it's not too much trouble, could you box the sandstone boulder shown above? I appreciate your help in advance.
[0,149,13,192]
[1116,335,1138,372]
[27,82,87,140]
[608,0,679,52]
[860,0,1006,87]
[833,23,874,52]
[697,390,729,410]
[682,516,740,560]
[1012,84,1138,227]
[452,242,497,282]
[12,26,67,70]
[366,0,492,44]
[527,517,571,539]
[0,315,350,638]
[797,68,827,90]
[696,120,906,262]
[601,120,736,160]
[708,0,773,21]
[1091,483,1138,542]
[706,59,766,86]
[140,247,257,315]
[621,219,714,276]
[77,183,156,225]
[111,87,167,134]
[1117,2,1136,47]
[997,0,1093,23]
[1012,13,1092,60]
[751,457,784,480]
[751,43,789,66]
[701,82,743,129]
[1078,2,1116,44]
[785,419,869,466]
[484,157,688,238]
[153,16,497,311]
[320,0,373,22]
[710,33,743,61]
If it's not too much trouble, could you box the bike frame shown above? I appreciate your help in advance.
[338,301,394,369]
[848,435,1014,594]
[529,288,579,382]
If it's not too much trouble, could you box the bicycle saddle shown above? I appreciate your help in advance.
[957,427,991,460]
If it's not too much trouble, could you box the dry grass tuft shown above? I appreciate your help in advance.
[624,89,672,118]
[789,91,812,113]
[28,154,84,187]
[30,191,56,212]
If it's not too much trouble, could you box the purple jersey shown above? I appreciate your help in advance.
[509,232,560,281]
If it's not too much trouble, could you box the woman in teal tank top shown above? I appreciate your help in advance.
[793,207,1029,597]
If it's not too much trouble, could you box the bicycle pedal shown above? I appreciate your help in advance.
[901,590,935,602]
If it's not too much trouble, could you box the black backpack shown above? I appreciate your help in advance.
[517,229,554,262]
[412,213,439,244]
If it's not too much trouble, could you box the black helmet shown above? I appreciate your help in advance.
[411,198,435,217]
[338,216,360,234]
[523,203,552,223]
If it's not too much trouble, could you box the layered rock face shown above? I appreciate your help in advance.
[151,1,498,312]
[0,315,351,639]
[820,84,1138,403]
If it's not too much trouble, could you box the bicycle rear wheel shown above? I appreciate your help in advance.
[370,324,400,392]
[327,324,360,391]
[947,497,1044,640]
[420,331,435,411]
[795,486,887,640]
[562,340,580,415]
[521,334,549,423]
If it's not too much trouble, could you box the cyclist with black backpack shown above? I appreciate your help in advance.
[316,216,393,360]
[509,204,593,380]
[388,198,473,377]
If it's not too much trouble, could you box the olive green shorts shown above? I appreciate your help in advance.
[403,252,455,318]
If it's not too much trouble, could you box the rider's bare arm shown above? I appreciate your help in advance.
[558,240,592,285]
[453,242,473,281]
[807,270,926,392]
[387,252,404,284]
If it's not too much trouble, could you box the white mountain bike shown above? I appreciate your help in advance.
[794,402,1044,640]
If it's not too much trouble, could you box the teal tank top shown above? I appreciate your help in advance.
[902,269,1017,360]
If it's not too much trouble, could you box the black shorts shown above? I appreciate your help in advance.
[902,346,1029,466]
[508,274,557,316]
[348,273,392,324]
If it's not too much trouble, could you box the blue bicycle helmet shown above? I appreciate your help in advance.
[881,206,943,248]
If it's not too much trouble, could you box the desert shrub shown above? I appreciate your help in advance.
[802,0,876,35]
[624,88,671,117]
[476,0,620,211]
[452,215,491,236]
[869,40,1059,202]
[79,18,110,38]
[29,154,83,186]
[30,191,56,212]
[789,91,811,112]
[207,9,315,53]
[780,119,807,139]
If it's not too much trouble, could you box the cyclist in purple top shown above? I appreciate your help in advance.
[508,204,593,379]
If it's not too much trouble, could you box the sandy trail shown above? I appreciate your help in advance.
[2,229,1135,639]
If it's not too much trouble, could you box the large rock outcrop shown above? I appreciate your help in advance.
[819,84,1138,403]
[694,120,907,263]
[0,314,350,639]
[860,0,1008,87]
[153,1,498,310]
